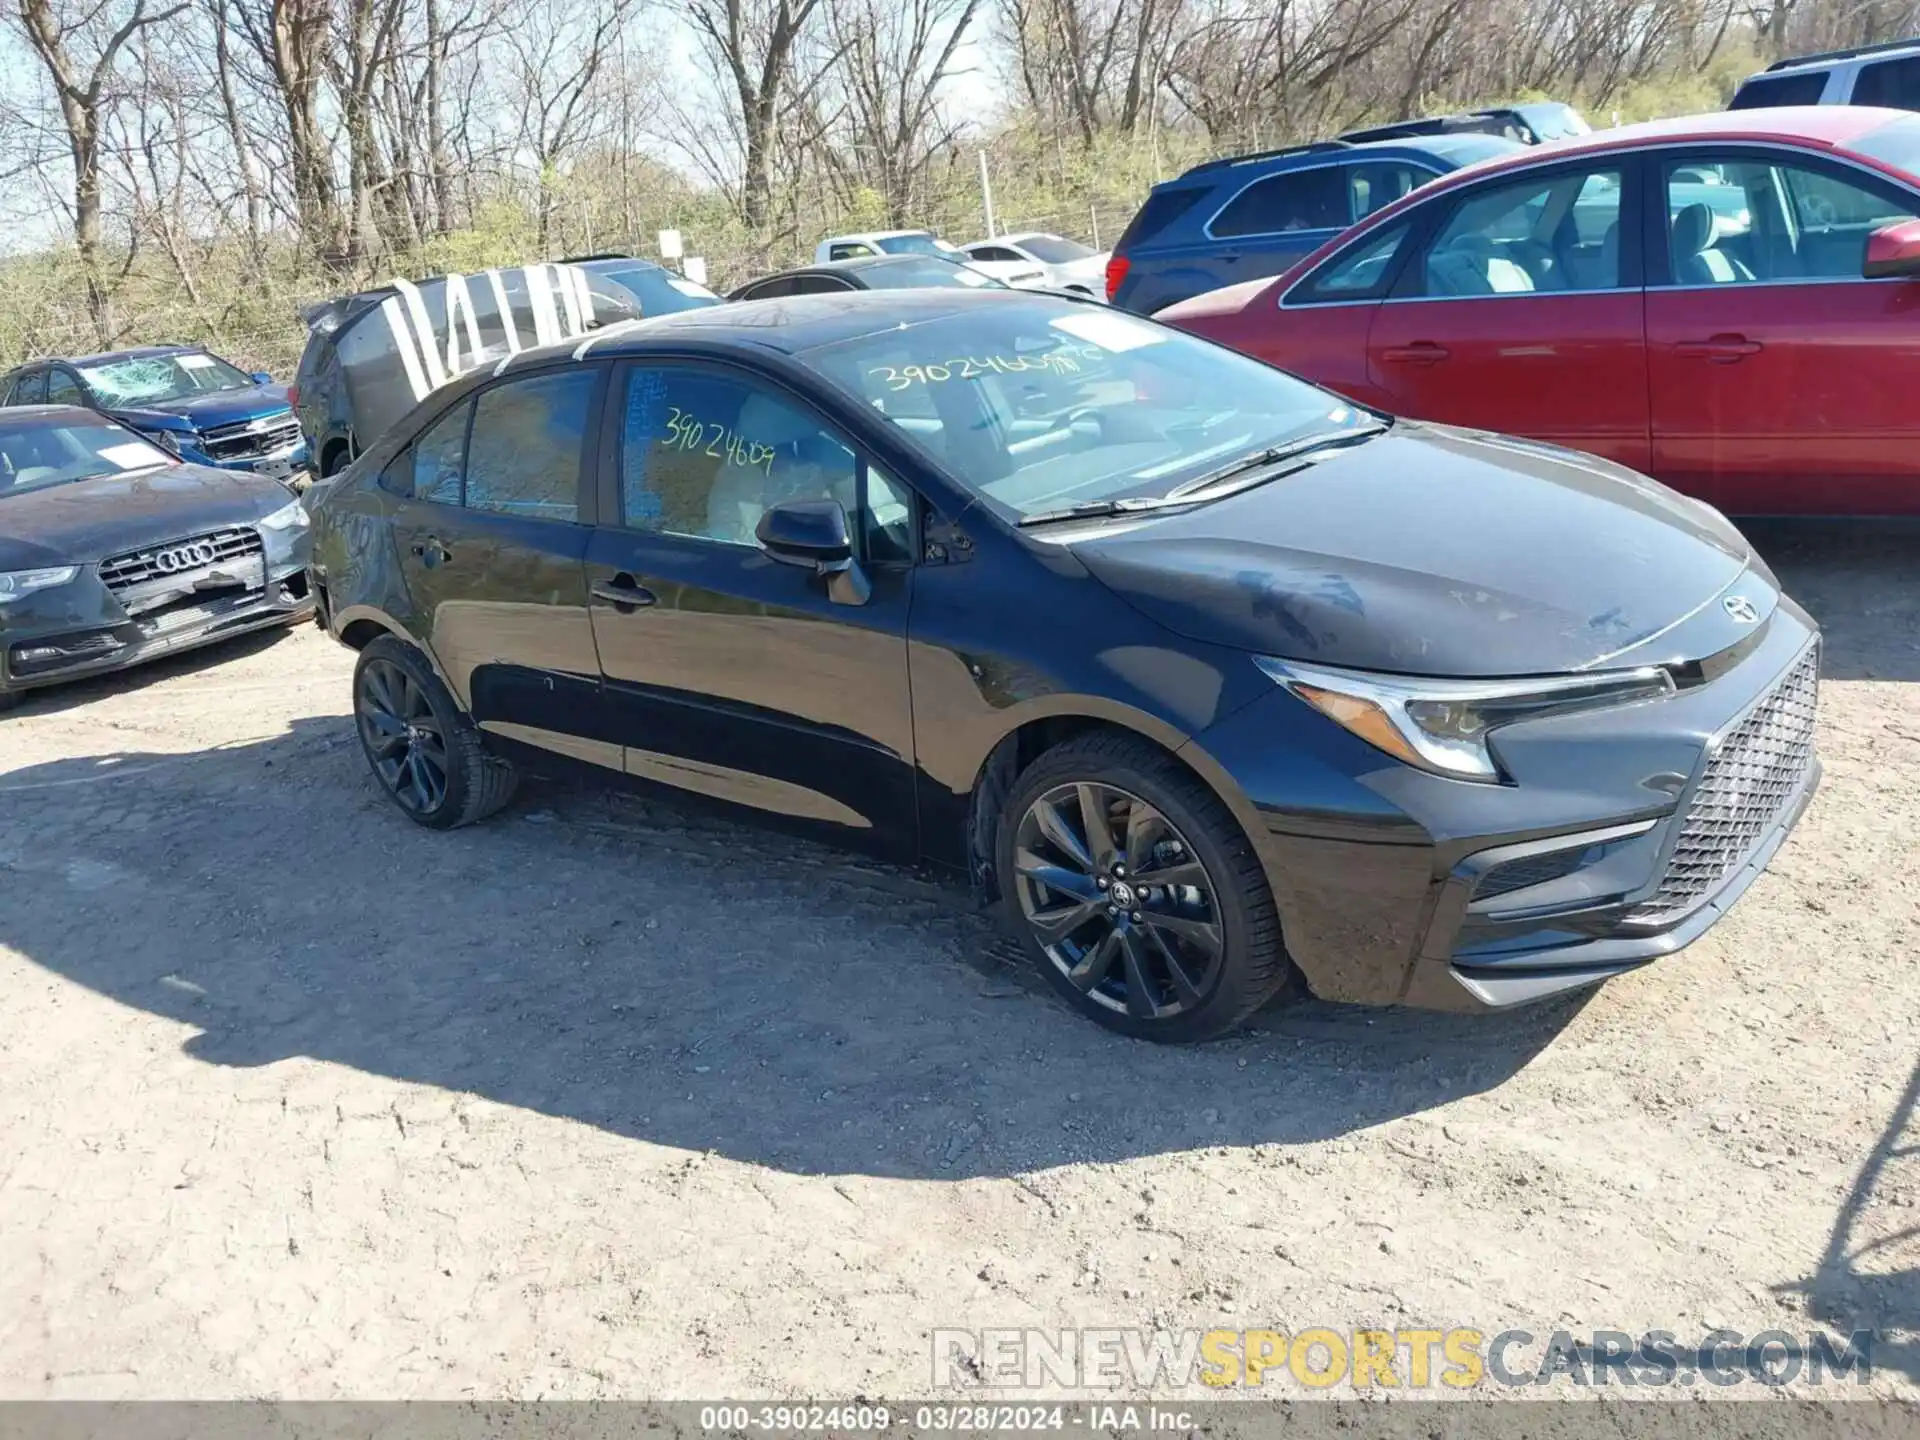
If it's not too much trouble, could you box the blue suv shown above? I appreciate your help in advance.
[1105,120,1546,315]
[1,345,309,487]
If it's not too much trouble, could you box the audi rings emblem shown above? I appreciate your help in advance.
[153,541,218,573]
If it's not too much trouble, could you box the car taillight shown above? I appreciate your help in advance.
[1105,254,1130,300]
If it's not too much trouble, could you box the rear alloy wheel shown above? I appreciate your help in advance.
[997,732,1294,1041]
[352,635,517,829]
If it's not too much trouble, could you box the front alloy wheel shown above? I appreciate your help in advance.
[1013,781,1224,1020]
[997,732,1294,1041]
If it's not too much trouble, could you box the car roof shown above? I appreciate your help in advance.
[1495,103,1905,160]
[1762,38,1920,76]
[513,287,1057,363]
[0,403,111,426]
[571,256,667,273]
[26,344,204,368]
[824,229,934,243]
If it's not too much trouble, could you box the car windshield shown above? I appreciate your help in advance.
[78,351,254,405]
[873,233,945,256]
[1851,114,1920,176]
[590,265,721,316]
[0,417,172,496]
[1017,234,1095,264]
[806,299,1378,522]
[864,258,1005,290]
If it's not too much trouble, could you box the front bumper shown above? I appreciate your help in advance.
[1186,597,1822,1012]
[1,547,312,698]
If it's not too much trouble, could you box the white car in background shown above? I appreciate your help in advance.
[814,230,965,263]
[959,232,1111,297]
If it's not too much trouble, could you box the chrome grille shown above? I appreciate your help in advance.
[98,528,264,595]
[199,411,301,461]
[1630,645,1819,925]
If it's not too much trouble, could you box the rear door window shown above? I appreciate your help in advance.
[1347,163,1429,220]
[1211,166,1347,237]
[9,371,46,405]
[1729,71,1830,108]
[463,369,596,522]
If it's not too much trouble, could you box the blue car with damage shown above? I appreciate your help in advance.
[0,345,310,490]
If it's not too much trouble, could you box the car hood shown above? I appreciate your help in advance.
[110,384,291,432]
[0,463,292,569]
[1067,423,1761,678]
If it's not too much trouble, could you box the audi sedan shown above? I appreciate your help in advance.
[0,406,312,707]
[1160,106,1920,516]
[307,289,1820,1041]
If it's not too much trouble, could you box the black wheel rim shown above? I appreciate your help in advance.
[1012,782,1224,1020]
[356,658,449,815]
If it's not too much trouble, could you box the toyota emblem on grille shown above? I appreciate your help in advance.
[153,541,218,573]
[1722,595,1760,624]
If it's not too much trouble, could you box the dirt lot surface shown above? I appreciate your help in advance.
[1,522,1917,1402]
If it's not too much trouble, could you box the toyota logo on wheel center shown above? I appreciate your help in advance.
[153,542,218,573]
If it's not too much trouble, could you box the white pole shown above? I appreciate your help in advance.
[978,150,997,238]
[1090,203,1100,250]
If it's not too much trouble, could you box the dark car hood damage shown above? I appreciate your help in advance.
[0,464,289,569]
[1069,423,1759,678]
[113,384,291,431]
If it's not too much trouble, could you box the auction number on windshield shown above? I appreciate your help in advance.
[868,347,1104,391]
[660,406,776,475]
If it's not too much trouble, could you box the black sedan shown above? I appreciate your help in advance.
[0,405,313,707]
[728,254,1007,301]
[306,290,1820,1041]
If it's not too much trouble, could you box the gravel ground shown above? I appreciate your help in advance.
[0,521,1915,1402]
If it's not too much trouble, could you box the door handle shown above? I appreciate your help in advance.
[1381,343,1450,365]
[591,575,656,610]
[1675,335,1762,363]
[409,536,451,567]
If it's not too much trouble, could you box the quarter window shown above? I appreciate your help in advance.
[617,366,859,548]
[1295,221,1413,302]
[1660,155,1919,285]
[1212,166,1347,237]
[1852,55,1920,110]
[1414,168,1623,297]
[463,369,594,521]
[409,401,468,504]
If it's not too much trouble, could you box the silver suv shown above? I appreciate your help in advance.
[1731,38,1920,110]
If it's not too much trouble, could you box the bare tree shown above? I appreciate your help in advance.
[13,0,187,339]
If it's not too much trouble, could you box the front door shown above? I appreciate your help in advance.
[1645,146,1920,515]
[584,360,918,855]
[386,366,611,764]
[1365,159,1652,472]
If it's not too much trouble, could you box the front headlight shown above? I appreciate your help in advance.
[258,498,310,531]
[0,566,80,604]
[1257,657,1675,783]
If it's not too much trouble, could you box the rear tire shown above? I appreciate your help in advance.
[352,636,517,829]
[995,730,1295,1042]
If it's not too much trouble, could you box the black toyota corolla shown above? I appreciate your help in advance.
[306,290,1820,1041]
[0,405,313,707]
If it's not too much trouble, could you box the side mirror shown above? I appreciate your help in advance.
[251,371,273,385]
[1864,220,1920,279]
[755,499,870,606]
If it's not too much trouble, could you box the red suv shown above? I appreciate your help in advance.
[1161,106,1920,516]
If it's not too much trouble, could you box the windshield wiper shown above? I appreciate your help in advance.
[1017,495,1188,528]
[1165,422,1389,501]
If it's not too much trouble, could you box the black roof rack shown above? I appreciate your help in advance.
[1179,140,1350,178]
[1764,36,1920,71]
[1338,107,1533,144]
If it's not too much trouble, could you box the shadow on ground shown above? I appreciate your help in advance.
[0,523,1909,1184]
[0,624,299,719]
[1743,520,1920,682]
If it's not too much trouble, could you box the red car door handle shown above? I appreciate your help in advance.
[1381,343,1450,365]
[1675,335,1762,362]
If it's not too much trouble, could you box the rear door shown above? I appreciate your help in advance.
[384,365,613,765]
[583,359,919,855]
[1644,146,1920,514]
[1364,156,1652,471]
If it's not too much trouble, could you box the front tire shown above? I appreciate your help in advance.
[352,636,517,829]
[995,731,1294,1041]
